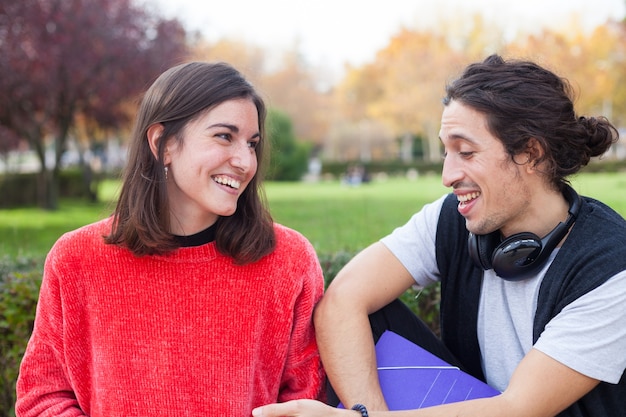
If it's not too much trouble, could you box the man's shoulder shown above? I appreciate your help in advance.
[576,197,626,243]
[581,196,626,228]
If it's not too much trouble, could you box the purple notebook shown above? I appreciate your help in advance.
[339,331,500,410]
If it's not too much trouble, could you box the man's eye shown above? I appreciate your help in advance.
[459,151,474,158]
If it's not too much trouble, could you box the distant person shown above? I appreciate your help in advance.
[16,61,325,417]
[343,164,369,186]
[253,54,626,417]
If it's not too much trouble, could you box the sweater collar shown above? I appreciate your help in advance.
[172,224,216,247]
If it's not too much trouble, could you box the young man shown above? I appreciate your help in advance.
[253,55,626,417]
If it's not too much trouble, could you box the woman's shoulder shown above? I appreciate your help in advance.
[265,223,323,288]
[272,223,311,245]
[270,223,318,260]
[49,217,113,255]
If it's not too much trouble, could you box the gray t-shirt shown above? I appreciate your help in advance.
[381,195,626,392]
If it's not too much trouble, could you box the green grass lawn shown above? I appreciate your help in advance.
[269,172,626,254]
[1,172,624,258]
[266,175,448,253]
[570,172,626,214]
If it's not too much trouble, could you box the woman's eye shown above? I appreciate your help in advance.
[248,140,259,149]
[216,133,231,141]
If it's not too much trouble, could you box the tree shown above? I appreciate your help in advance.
[266,109,311,181]
[0,0,189,209]
[260,49,332,146]
[192,37,269,80]
[0,126,20,170]
[192,40,332,148]
[504,20,626,128]
[332,29,467,163]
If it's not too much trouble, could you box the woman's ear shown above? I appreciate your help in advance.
[147,123,166,161]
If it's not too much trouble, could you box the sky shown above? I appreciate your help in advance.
[145,0,626,77]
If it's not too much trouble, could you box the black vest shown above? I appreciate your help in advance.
[435,193,626,417]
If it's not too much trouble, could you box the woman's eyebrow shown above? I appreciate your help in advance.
[208,122,238,132]
[207,123,261,139]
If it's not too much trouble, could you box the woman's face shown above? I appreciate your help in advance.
[161,98,260,235]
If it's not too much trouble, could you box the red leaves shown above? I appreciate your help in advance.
[0,0,189,146]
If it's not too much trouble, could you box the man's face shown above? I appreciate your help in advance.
[439,100,532,237]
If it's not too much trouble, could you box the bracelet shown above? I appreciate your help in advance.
[351,403,369,417]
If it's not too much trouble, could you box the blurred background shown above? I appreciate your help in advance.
[1,0,625,209]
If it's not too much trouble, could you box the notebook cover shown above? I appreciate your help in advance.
[339,330,500,410]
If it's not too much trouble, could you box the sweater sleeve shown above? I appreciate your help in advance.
[276,232,326,403]
[16,241,88,417]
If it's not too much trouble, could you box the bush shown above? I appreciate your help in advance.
[318,251,356,286]
[318,251,440,334]
[0,169,98,208]
[320,157,626,180]
[0,174,38,208]
[0,256,42,417]
[266,110,311,181]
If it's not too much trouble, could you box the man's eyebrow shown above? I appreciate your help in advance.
[439,132,479,144]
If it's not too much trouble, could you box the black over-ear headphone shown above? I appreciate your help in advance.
[467,185,581,281]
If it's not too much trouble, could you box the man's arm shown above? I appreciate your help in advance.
[252,348,600,417]
[314,242,416,410]
[491,348,599,416]
[380,348,600,417]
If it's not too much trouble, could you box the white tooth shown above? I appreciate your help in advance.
[458,192,480,203]
[214,176,240,189]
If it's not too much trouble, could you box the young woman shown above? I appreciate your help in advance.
[16,62,325,417]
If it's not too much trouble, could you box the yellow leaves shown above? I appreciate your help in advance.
[505,21,626,122]
[187,16,626,163]
[335,29,463,138]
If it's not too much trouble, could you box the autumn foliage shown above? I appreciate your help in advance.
[0,0,189,208]
[1,3,625,208]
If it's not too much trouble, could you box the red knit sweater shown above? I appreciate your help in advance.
[16,219,325,417]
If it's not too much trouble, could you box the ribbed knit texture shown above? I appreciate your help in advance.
[16,218,325,417]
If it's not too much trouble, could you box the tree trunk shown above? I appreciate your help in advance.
[36,168,58,210]
[27,129,58,210]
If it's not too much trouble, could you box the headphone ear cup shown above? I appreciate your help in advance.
[468,232,501,270]
[466,185,580,280]
[491,232,542,280]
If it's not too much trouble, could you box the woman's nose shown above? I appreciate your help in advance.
[230,142,254,172]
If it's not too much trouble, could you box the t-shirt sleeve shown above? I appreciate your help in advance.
[380,195,447,288]
[533,271,626,384]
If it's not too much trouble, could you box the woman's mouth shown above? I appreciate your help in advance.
[212,175,241,190]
